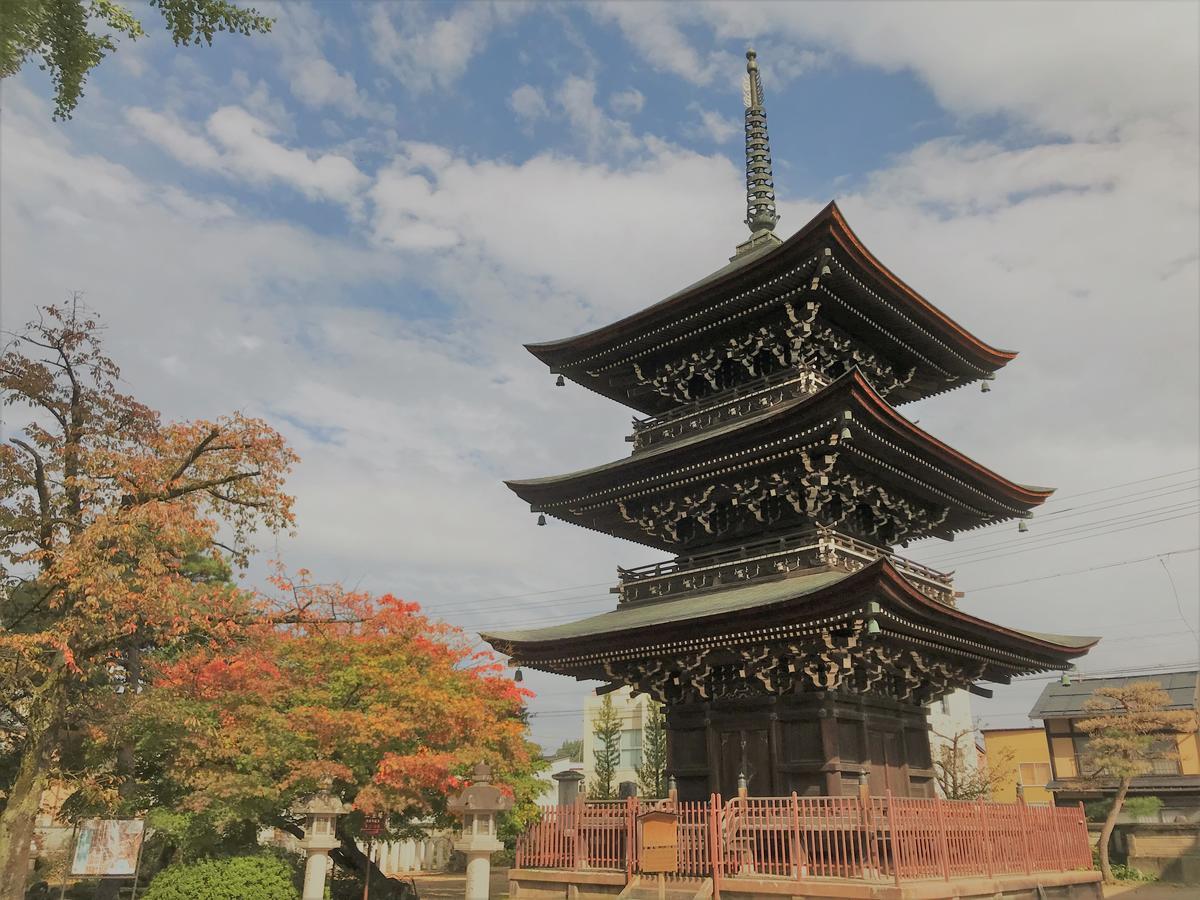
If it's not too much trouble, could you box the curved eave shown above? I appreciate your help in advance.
[480,559,1098,668]
[525,201,1015,373]
[505,369,1052,513]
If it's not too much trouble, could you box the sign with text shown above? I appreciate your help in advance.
[70,819,144,877]
[638,810,678,874]
[361,815,385,837]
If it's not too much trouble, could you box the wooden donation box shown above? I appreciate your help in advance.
[638,810,679,873]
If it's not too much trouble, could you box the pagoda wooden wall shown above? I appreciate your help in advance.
[665,690,936,801]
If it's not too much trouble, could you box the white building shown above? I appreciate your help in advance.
[581,686,655,792]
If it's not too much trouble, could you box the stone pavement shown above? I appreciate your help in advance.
[406,867,509,899]
[1103,884,1197,899]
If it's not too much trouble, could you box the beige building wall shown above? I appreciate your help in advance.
[982,727,1055,804]
[927,689,978,795]
[582,686,654,794]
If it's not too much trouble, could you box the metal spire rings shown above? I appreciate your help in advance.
[742,49,779,234]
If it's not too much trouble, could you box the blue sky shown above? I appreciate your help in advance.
[3,1,1198,752]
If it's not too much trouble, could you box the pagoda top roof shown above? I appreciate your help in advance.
[506,369,1051,549]
[525,202,1015,411]
[481,558,1097,680]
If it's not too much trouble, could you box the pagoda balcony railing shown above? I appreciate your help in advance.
[515,794,1093,885]
[628,367,831,453]
[614,527,955,606]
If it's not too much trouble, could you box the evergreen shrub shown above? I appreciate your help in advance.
[141,853,300,900]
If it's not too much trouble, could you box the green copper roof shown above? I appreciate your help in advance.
[482,568,850,645]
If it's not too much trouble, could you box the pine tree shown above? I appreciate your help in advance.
[588,695,621,800]
[637,702,668,798]
[1076,681,1196,883]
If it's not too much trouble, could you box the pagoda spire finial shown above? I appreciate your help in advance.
[742,48,779,235]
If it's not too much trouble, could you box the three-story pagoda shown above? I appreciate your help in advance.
[483,51,1096,801]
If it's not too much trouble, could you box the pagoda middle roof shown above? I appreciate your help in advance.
[526,201,1015,413]
[506,369,1052,549]
[481,559,1097,681]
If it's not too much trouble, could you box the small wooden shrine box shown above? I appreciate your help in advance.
[638,809,679,873]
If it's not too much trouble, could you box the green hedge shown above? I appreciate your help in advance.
[141,854,300,900]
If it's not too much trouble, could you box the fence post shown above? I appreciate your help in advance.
[626,797,635,883]
[1077,802,1091,870]
[934,796,951,881]
[710,793,722,900]
[885,791,901,886]
[575,792,585,869]
[978,799,994,877]
[789,792,803,881]
[1054,804,1067,872]
[1017,796,1033,875]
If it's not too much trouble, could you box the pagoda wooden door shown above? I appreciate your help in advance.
[716,727,771,797]
[867,730,905,796]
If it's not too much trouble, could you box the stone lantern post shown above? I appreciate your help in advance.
[447,762,513,900]
[293,784,353,900]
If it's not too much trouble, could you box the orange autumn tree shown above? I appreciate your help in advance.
[120,570,540,891]
[0,301,297,898]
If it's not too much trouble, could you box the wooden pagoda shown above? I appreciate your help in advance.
[483,50,1097,802]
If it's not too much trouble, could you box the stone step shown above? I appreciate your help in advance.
[622,875,712,900]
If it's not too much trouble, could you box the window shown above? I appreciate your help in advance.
[1018,762,1052,788]
[620,728,643,770]
[1149,739,1181,776]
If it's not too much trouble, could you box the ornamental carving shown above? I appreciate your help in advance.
[613,452,950,549]
[627,298,917,406]
[600,634,988,706]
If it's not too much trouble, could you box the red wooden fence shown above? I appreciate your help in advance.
[515,794,1092,886]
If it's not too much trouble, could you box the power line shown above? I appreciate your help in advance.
[963,546,1199,593]
[925,501,1199,565]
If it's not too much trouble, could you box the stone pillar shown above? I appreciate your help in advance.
[465,851,493,900]
[302,851,329,900]
[553,770,584,806]
[448,763,514,900]
[291,785,351,900]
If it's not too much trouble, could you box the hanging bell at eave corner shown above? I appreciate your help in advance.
[537,513,547,527]
[1060,671,1071,687]
[555,374,566,387]
[514,667,524,683]
[1018,519,1029,533]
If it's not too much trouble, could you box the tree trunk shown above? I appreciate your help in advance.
[0,675,65,900]
[1099,776,1131,884]
[95,647,141,900]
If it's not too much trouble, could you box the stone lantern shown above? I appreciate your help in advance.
[292,783,353,900]
[447,762,513,900]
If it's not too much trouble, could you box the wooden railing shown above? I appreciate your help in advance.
[514,794,1092,887]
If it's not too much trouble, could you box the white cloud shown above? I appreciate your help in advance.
[269,3,392,122]
[125,107,222,169]
[589,1,729,85]
[125,105,369,206]
[689,105,740,143]
[608,88,645,117]
[556,76,643,158]
[509,84,549,123]
[368,1,530,92]
[601,0,1199,140]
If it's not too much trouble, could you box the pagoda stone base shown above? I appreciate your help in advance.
[666,690,936,802]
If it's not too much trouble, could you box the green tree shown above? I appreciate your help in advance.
[637,702,668,798]
[1076,681,1196,883]
[587,695,620,800]
[553,739,583,762]
[0,0,273,119]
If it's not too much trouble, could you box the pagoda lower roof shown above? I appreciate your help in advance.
[527,201,1015,414]
[480,559,1097,683]
[506,370,1051,549]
